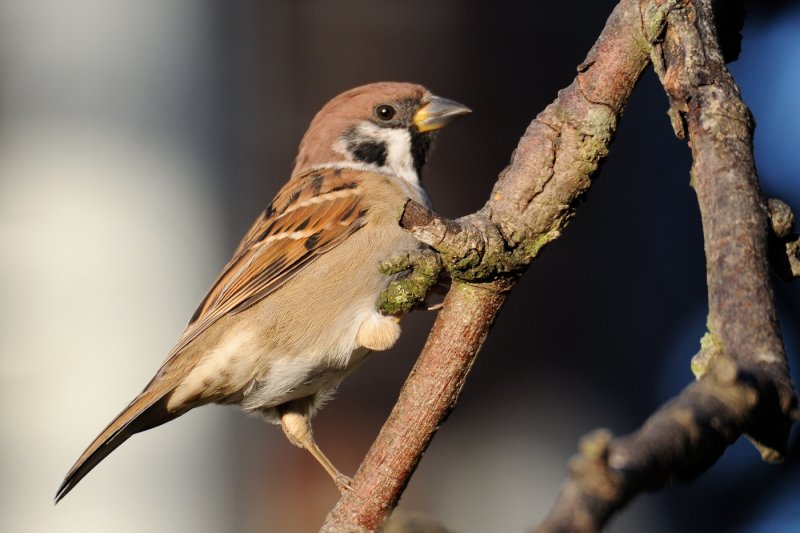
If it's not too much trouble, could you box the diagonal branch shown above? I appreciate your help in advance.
[322,1,797,532]
[320,0,671,530]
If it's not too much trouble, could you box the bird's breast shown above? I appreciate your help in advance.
[171,201,420,414]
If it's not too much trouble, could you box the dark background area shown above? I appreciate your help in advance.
[1,1,798,532]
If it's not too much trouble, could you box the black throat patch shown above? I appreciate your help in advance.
[409,130,434,177]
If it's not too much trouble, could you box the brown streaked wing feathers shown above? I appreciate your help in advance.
[55,168,368,503]
[172,168,367,358]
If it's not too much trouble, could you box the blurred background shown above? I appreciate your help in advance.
[1,1,798,532]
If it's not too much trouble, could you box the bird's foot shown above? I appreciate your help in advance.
[334,473,355,495]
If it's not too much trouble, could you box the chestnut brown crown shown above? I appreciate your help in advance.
[292,82,470,184]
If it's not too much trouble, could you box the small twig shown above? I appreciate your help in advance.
[767,198,800,282]
[767,198,795,239]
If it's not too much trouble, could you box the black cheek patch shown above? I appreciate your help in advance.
[349,141,387,167]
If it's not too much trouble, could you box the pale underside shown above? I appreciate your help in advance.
[163,164,426,422]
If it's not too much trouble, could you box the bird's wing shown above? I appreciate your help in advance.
[54,168,372,503]
[171,167,369,357]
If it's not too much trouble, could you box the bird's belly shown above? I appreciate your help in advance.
[172,225,417,414]
[240,346,371,412]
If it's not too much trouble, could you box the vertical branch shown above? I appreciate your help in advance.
[654,0,797,455]
[532,0,798,531]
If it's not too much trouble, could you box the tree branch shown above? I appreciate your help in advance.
[320,0,669,530]
[321,1,798,531]
[532,0,798,531]
[655,0,797,457]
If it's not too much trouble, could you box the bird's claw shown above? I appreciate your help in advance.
[334,473,355,495]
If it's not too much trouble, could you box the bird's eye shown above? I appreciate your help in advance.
[375,104,396,121]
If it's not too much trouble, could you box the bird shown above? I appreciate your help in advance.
[55,82,470,502]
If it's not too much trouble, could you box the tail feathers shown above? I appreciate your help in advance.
[55,387,177,503]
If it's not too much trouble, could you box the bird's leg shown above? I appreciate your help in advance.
[278,402,352,493]
[377,248,443,315]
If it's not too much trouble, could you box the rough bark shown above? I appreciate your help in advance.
[321,281,509,533]
[322,0,668,530]
[533,1,798,531]
[320,0,798,531]
[656,0,796,455]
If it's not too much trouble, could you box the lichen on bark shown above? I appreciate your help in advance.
[377,249,442,315]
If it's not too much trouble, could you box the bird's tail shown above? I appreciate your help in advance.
[55,385,178,503]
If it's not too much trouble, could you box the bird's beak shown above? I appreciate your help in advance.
[413,96,472,133]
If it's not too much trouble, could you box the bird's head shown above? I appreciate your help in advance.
[293,82,470,188]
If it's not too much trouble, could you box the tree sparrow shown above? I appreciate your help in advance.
[56,82,470,501]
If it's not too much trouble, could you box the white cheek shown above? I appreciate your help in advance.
[333,137,350,160]
[381,128,414,178]
[321,122,429,205]
[354,122,419,187]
